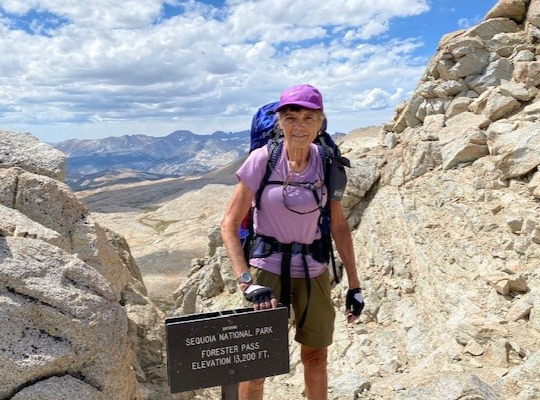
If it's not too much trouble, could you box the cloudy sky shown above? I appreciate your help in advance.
[0,0,496,142]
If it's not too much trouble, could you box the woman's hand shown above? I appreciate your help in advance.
[345,288,364,323]
[243,284,278,310]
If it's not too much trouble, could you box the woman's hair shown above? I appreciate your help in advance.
[277,105,325,119]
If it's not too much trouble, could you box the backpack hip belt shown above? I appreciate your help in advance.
[249,234,328,264]
[248,233,328,330]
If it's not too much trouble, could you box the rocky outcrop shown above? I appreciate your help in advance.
[0,133,168,399]
[0,236,138,399]
[171,1,540,399]
[0,166,131,299]
[0,131,66,182]
[383,16,540,184]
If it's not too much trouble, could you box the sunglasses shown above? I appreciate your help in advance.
[282,171,325,215]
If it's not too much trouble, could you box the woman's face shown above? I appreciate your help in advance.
[278,108,324,150]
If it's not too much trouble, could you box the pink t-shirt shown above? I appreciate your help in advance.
[236,143,328,278]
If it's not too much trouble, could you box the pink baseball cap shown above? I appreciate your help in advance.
[275,84,323,111]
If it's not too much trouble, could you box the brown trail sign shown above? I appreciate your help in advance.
[166,306,289,396]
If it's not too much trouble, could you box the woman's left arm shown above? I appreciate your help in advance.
[329,199,360,289]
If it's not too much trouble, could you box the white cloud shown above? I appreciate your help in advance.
[0,0,432,141]
[344,20,390,42]
[228,0,429,30]
[225,0,429,43]
[457,18,471,29]
[0,0,168,28]
[352,88,407,110]
[457,15,481,30]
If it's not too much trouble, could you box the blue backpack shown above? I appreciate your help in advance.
[249,102,280,152]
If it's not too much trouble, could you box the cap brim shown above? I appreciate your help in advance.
[275,101,322,111]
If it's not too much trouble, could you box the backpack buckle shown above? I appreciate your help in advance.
[291,243,306,254]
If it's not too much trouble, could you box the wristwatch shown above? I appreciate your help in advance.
[237,272,253,285]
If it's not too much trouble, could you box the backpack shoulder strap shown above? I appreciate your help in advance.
[315,134,335,195]
[315,133,344,284]
[254,140,283,209]
[316,143,330,182]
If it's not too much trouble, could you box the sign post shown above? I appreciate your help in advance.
[221,383,239,399]
[166,306,289,397]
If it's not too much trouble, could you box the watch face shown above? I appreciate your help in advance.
[239,272,252,283]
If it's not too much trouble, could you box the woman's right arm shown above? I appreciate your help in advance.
[220,181,255,290]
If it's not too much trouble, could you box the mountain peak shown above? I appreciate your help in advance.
[167,130,196,138]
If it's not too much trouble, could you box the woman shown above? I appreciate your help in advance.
[221,84,363,400]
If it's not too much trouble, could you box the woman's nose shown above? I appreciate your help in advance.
[291,119,309,128]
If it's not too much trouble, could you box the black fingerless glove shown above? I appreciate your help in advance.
[243,284,275,304]
[346,288,365,316]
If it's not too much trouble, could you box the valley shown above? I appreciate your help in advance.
[76,156,245,305]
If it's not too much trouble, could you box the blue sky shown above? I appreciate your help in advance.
[0,0,497,142]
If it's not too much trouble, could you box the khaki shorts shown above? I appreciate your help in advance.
[250,267,335,348]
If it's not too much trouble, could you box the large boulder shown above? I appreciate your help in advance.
[493,122,540,179]
[0,236,140,399]
[341,156,384,212]
[393,95,424,132]
[513,61,540,87]
[10,376,101,400]
[483,92,521,121]
[0,131,66,182]
[449,50,490,78]
[499,79,533,101]
[446,97,474,118]
[447,36,486,59]
[468,58,514,92]
[0,204,70,252]
[527,0,540,27]
[466,17,519,40]
[486,32,527,57]
[485,0,528,23]
[440,127,489,169]
[0,167,131,299]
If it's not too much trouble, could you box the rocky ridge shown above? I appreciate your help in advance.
[0,131,182,399]
[173,1,540,399]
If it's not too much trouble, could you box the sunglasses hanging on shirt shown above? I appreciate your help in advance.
[280,170,325,215]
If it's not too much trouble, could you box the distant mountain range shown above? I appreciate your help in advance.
[55,130,250,188]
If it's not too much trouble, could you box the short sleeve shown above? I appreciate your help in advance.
[236,146,269,194]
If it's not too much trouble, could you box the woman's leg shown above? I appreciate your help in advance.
[301,345,328,400]
[239,379,265,400]
[238,268,279,399]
